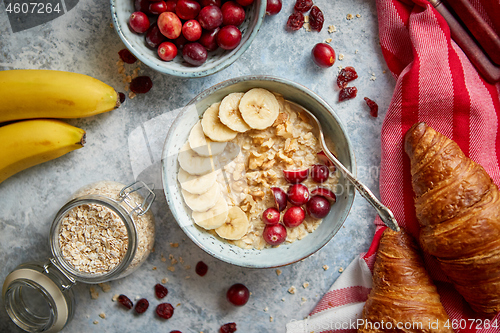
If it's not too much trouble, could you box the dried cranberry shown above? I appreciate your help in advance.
[220,323,237,333]
[364,97,379,117]
[156,303,174,319]
[118,294,133,309]
[195,261,208,276]
[130,76,153,94]
[155,283,169,299]
[337,66,358,88]
[118,49,137,64]
[286,11,304,31]
[135,298,149,314]
[293,0,312,12]
[170,331,182,333]
[339,87,358,102]
[309,6,324,32]
[119,92,126,104]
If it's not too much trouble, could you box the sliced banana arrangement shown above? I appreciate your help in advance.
[215,207,249,240]
[201,102,238,142]
[219,92,251,133]
[239,88,280,130]
[189,120,227,157]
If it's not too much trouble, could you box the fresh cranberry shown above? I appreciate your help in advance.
[200,0,221,7]
[287,183,309,206]
[182,42,208,66]
[149,0,167,14]
[119,92,126,104]
[118,294,133,309]
[171,331,182,333]
[198,5,223,30]
[271,187,287,211]
[145,23,166,48]
[221,1,245,26]
[135,298,149,314]
[312,43,335,68]
[339,87,358,102]
[165,0,177,11]
[158,11,182,39]
[174,34,189,50]
[130,76,153,94]
[176,0,201,20]
[262,207,280,225]
[158,41,178,61]
[226,283,250,306]
[129,12,150,34]
[310,164,329,183]
[337,66,358,88]
[220,323,237,333]
[263,224,287,245]
[364,97,378,117]
[317,151,335,169]
[156,303,174,319]
[266,0,282,15]
[311,187,336,203]
[118,49,137,64]
[155,283,169,299]
[216,25,241,50]
[199,27,220,51]
[283,168,309,183]
[306,196,330,219]
[235,0,253,6]
[283,206,305,228]
[135,0,151,13]
[195,261,209,276]
[182,19,202,41]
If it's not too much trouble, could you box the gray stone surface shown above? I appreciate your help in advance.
[0,0,396,331]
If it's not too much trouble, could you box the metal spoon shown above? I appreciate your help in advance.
[287,100,400,232]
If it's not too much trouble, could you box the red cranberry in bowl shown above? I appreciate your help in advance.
[236,0,253,6]
[217,25,241,50]
[283,206,305,228]
[158,41,178,61]
[176,0,201,20]
[135,0,151,13]
[145,23,166,49]
[283,168,309,183]
[198,5,224,30]
[149,1,167,14]
[310,187,336,203]
[199,27,220,51]
[306,195,331,219]
[287,183,309,206]
[158,11,182,39]
[221,1,245,27]
[174,34,189,50]
[183,42,208,66]
[165,0,177,11]
[226,283,250,306]
[263,223,287,245]
[200,0,221,7]
[317,151,335,169]
[271,187,287,212]
[310,164,329,183]
[262,207,280,225]
[182,19,202,41]
[129,11,150,34]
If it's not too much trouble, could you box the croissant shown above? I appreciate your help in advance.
[359,229,452,333]
[405,122,500,315]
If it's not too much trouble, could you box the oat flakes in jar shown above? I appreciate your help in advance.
[2,181,155,333]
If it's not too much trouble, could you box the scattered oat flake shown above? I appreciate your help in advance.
[288,286,297,294]
[276,269,282,276]
[98,283,111,292]
[325,38,332,43]
[370,76,377,81]
[176,303,181,307]
[90,286,99,299]
[161,278,168,284]
[355,49,359,54]
[185,265,191,270]
[179,257,185,264]
[339,267,344,273]
[323,264,329,271]
[169,254,175,260]
[170,242,179,248]
[356,14,361,18]
[304,15,309,23]
[303,22,311,32]
[161,257,167,262]
[338,54,344,60]
[168,266,175,272]
[185,276,191,279]
[281,298,285,302]
[303,282,310,289]
[301,297,307,302]
[347,14,354,20]
[264,307,269,312]
[171,258,178,265]
[110,23,113,28]
[112,294,119,302]
[270,316,274,322]
[93,320,99,325]
[128,91,136,99]
[383,70,387,74]
[99,313,106,319]
[328,25,336,33]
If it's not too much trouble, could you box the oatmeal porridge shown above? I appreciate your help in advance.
[177,88,338,249]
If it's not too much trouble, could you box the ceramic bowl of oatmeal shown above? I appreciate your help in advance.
[161,75,356,268]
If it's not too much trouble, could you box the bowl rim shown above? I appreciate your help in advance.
[109,0,266,78]
[161,75,357,268]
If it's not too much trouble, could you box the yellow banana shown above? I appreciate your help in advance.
[0,119,86,184]
[0,69,120,123]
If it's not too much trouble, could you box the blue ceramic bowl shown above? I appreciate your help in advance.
[161,76,356,268]
[110,0,266,77]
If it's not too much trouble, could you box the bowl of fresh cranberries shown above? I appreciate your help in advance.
[110,0,266,77]
[162,76,356,267]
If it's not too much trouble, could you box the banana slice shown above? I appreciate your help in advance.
[215,206,249,240]
[189,120,227,157]
[182,182,220,212]
[192,197,229,230]
[201,102,238,142]
[239,88,280,130]
[219,92,251,133]
[178,168,217,194]
[178,142,215,175]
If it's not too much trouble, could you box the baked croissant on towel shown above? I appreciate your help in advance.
[358,228,452,333]
[405,122,500,315]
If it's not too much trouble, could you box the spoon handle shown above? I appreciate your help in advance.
[321,144,400,232]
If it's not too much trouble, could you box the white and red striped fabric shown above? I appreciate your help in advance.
[287,0,500,332]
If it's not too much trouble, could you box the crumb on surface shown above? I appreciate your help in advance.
[325,38,332,43]
[99,313,106,319]
[323,264,329,271]
[93,320,99,325]
[185,276,191,279]
[276,269,282,276]
[161,257,167,262]
[128,91,136,99]
[281,298,285,302]
[338,54,344,60]
[168,266,175,272]
[161,278,168,284]
[301,297,307,302]
[303,282,309,289]
[270,316,274,322]
[346,14,354,20]
[328,25,336,33]
[185,265,191,270]
[356,13,361,18]
[288,286,297,294]
[98,283,111,293]
[303,22,311,32]
[152,266,157,270]
[112,294,119,302]
[170,242,179,248]
[176,303,181,307]
[304,15,309,23]
[89,286,99,299]
[339,267,344,273]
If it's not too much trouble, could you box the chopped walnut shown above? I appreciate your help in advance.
[273,112,288,126]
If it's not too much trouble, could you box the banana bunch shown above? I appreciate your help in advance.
[0,69,120,184]
[177,88,281,240]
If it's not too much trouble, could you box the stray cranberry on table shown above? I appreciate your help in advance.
[286,11,304,31]
[294,0,312,12]
[118,49,137,64]
[309,5,324,32]
[195,260,209,276]
[135,298,149,314]
[364,97,379,117]
[155,283,169,299]
[156,302,174,319]
[117,294,133,309]
[226,283,250,306]
[339,86,358,102]
[337,66,358,88]
[220,322,237,333]
[311,43,335,68]
[130,76,153,94]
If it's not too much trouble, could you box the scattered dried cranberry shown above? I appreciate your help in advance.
[364,97,379,117]
[118,49,137,64]
[170,331,182,333]
[155,283,169,299]
[119,92,126,104]
[156,302,174,319]
[220,322,237,333]
[309,6,324,32]
[118,294,133,309]
[293,0,312,13]
[130,76,153,94]
[195,261,208,276]
[337,66,358,88]
[339,87,358,102]
[286,11,304,31]
[135,298,149,314]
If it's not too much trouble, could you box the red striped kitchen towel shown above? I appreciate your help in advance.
[287,0,500,332]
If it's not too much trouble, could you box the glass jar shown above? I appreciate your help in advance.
[2,181,155,332]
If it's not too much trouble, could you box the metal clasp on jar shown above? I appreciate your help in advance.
[119,181,155,216]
